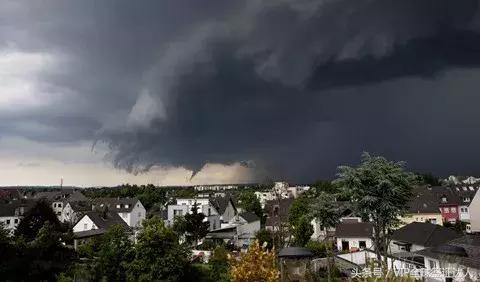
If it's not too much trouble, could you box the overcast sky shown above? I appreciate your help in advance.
[2,0,480,186]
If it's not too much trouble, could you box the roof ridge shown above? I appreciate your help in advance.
[423,224,439,246]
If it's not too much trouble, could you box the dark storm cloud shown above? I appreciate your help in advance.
[3,0,480,181]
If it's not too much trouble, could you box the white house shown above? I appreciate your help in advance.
[167,196,236,231]
[72,210,132,249]
[91,198,146,228]
[61,201,92,225]
[0,199,34,234]
[335,222,373,252]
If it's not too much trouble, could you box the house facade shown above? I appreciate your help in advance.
[335,222,373,252]
[0,199,34,234]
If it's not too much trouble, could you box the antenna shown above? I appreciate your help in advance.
[60,178,63,189]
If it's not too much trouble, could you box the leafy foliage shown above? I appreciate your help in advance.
[238,191,264,222]
[15,199,64,242]
[255,229,274,250]
[209,245,230,282]
[288,196,313,246]
[229,240,279,282]
[173,203,210,246]
[126,216,191,282]
[334,152,415,269]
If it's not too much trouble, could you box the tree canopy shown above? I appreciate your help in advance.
[334,152,415,269]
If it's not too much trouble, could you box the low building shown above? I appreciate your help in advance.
[415,235,480,281]
[72,210,131,250]
[335,222,373,252]
[34,190,87,219]
[390,222,462,254]
[205,212,260,249]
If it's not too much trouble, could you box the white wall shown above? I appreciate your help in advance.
[0,216,21,233]
[73,215,97,232]
[389,241,426,254]
[459,205,470,221]
[125,200,146,228]
[336,237,372,251]
[237,220,261,236]
[167,205,189,222]
[470,191,480,232]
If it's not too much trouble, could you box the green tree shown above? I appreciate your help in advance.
[95,224,134,281]
[415,172,441,186]
[238,191,263,221]
[15,199,63,242]
[209,245,229,282]
[126,216,191,282]
[310,192,344,282]
[288,196,313,246]
[334,152,415,271]
[174,203,210,246]
[255,229,274,250]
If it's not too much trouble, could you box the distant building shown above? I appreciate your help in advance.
[265,198,294,232]
[400,185,479,228]
[33,189,87,219]
[194,184,238,192]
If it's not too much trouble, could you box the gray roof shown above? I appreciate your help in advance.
[391,222,461,247]
[335,222,373,238]
[34,190,87,203]
[278,247,314,258]
[408,185,480,214]
[68,200,92,212]
[83,211,129,230]
[239,212,260,223]
[0,199,35,217]
[73,229,107,238]
[91,197,139,212]
[415,235,480,269]
[209,195,236,215]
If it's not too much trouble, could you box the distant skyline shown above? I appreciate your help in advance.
[2,1,480,186]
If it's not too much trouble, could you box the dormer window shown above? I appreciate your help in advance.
[469,187,474,191]
[463,187,468,191]
[125,204,129,209]
[464,197,471,202]
[441,196,447,203]
[116,204,121,208]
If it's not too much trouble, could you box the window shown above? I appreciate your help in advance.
[58,203,62,208]
[125,204,129,209]
[174,210,183,216]
[444,208,449,213]
[14,219,18,224]
[53,203,56,208]
[6,219,10,225]
[429,259,436,269]
[451,207,456,213]
[359,241,366,249]
[138,212,141,217]
[273,206,279,216]
[441,196,447,203]
[429,218,437,224]
[84,223,88,230]
[464,197,471,202]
